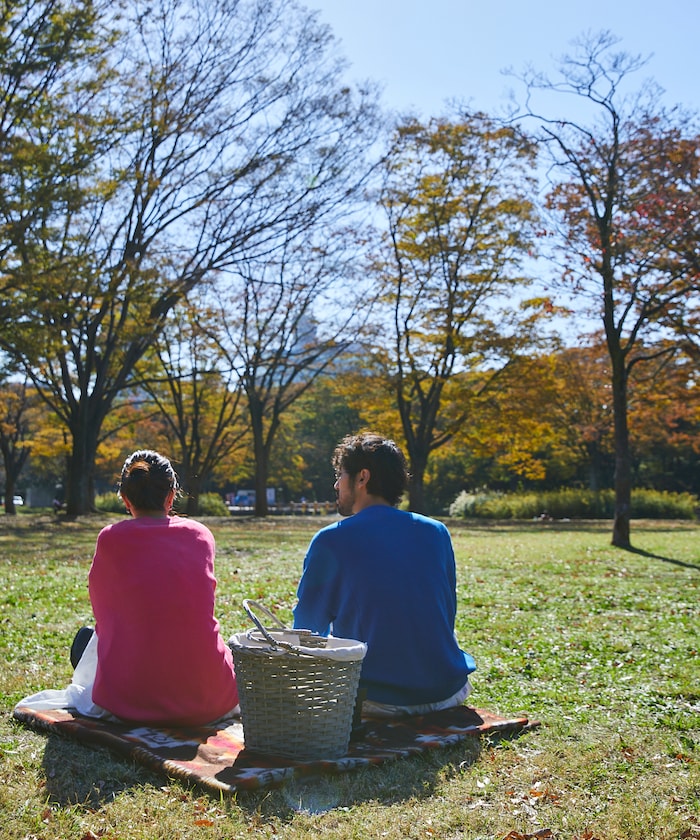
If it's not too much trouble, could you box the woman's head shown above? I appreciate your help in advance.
[118,450,180,514]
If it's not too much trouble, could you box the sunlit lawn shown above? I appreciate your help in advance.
[0,513,698,839]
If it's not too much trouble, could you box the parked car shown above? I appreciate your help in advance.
[12,495,23,506]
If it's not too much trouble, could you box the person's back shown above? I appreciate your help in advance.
[90,515,238,725]
[88,449,238,726]
[293,433,475,715]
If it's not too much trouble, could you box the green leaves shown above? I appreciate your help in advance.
[373,110,540,510]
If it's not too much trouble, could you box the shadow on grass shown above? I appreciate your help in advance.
[38,728,490,814]
[234,737,485,819]
[625,545,700,571]
[42,735,165,807]
[244,726,533,819]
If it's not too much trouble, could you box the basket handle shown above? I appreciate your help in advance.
[243,599,288,648]
[241,598,327,652]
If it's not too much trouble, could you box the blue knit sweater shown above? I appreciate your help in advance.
[293,505,476,705]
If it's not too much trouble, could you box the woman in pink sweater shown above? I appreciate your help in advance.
[85,450,238,726]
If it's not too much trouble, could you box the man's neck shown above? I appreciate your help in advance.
[352,493,391,514]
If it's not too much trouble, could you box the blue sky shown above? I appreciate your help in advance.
[308,0,699,118]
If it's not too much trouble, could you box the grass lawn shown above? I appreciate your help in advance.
[0,513,698,839]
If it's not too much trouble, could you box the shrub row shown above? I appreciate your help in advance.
[94,491,229,516]
[448,487,699,520]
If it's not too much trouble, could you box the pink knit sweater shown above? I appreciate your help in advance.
[89,515,238,725]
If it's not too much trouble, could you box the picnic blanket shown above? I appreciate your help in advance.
[12,704,538,794]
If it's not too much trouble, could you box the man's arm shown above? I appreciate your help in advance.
[292,534,339,635]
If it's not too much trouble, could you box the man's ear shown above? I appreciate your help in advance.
[356,468,370,488]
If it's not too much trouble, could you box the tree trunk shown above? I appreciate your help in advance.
[249,404,270,517]
[247,388,281,518]
[0,438,30,516]
[253,456,269,517]
[3,476,17,515]
[610,361,632,549]
[407,449,429,514]
[184,478,201,516]
[408,476,425,514]
[64,419,100,516]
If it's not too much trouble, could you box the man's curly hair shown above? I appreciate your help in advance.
[332,433,409,506]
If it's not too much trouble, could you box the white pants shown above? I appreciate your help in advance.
[14,631,116,720]
[361,678,472,719]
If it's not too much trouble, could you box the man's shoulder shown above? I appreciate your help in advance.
[406,510,449,530]
[308,515,369,551]
[309,508,449,538]
[376,506,448,532]
[310,517,345,541]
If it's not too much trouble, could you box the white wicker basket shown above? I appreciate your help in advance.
[229,600,367,761]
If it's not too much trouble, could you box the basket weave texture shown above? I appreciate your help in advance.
[230,635,365,760]
[229,601,366,761]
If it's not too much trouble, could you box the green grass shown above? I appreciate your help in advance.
[0,513,698,839]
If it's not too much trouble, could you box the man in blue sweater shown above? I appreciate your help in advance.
[293,432,476,717]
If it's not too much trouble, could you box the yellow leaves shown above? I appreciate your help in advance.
[27,412,71,460]
[384,112,537,270]
[497,448,548,482]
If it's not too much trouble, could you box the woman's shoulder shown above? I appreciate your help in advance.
[97,515,212,538]
[97,517,130,538]
[168,515,215,541]
[169,514,212,531]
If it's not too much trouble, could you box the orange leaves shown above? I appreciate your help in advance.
[526,786,562,805]
[620,744,635,762]
[503,781,564,828]
[503,829,603,840]
[191,796,225,828]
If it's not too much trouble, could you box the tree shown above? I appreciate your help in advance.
[0,1,107,259]
[211,223,376,517]
[516,31,700,547]
[136,296,249,515]
[0,376,35,512]
[0,0,381,515]
[626,347,700,494]
[418,340,698,506]
[278,372,364,502]
[447,343,615,494]
[372,110,539,512]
